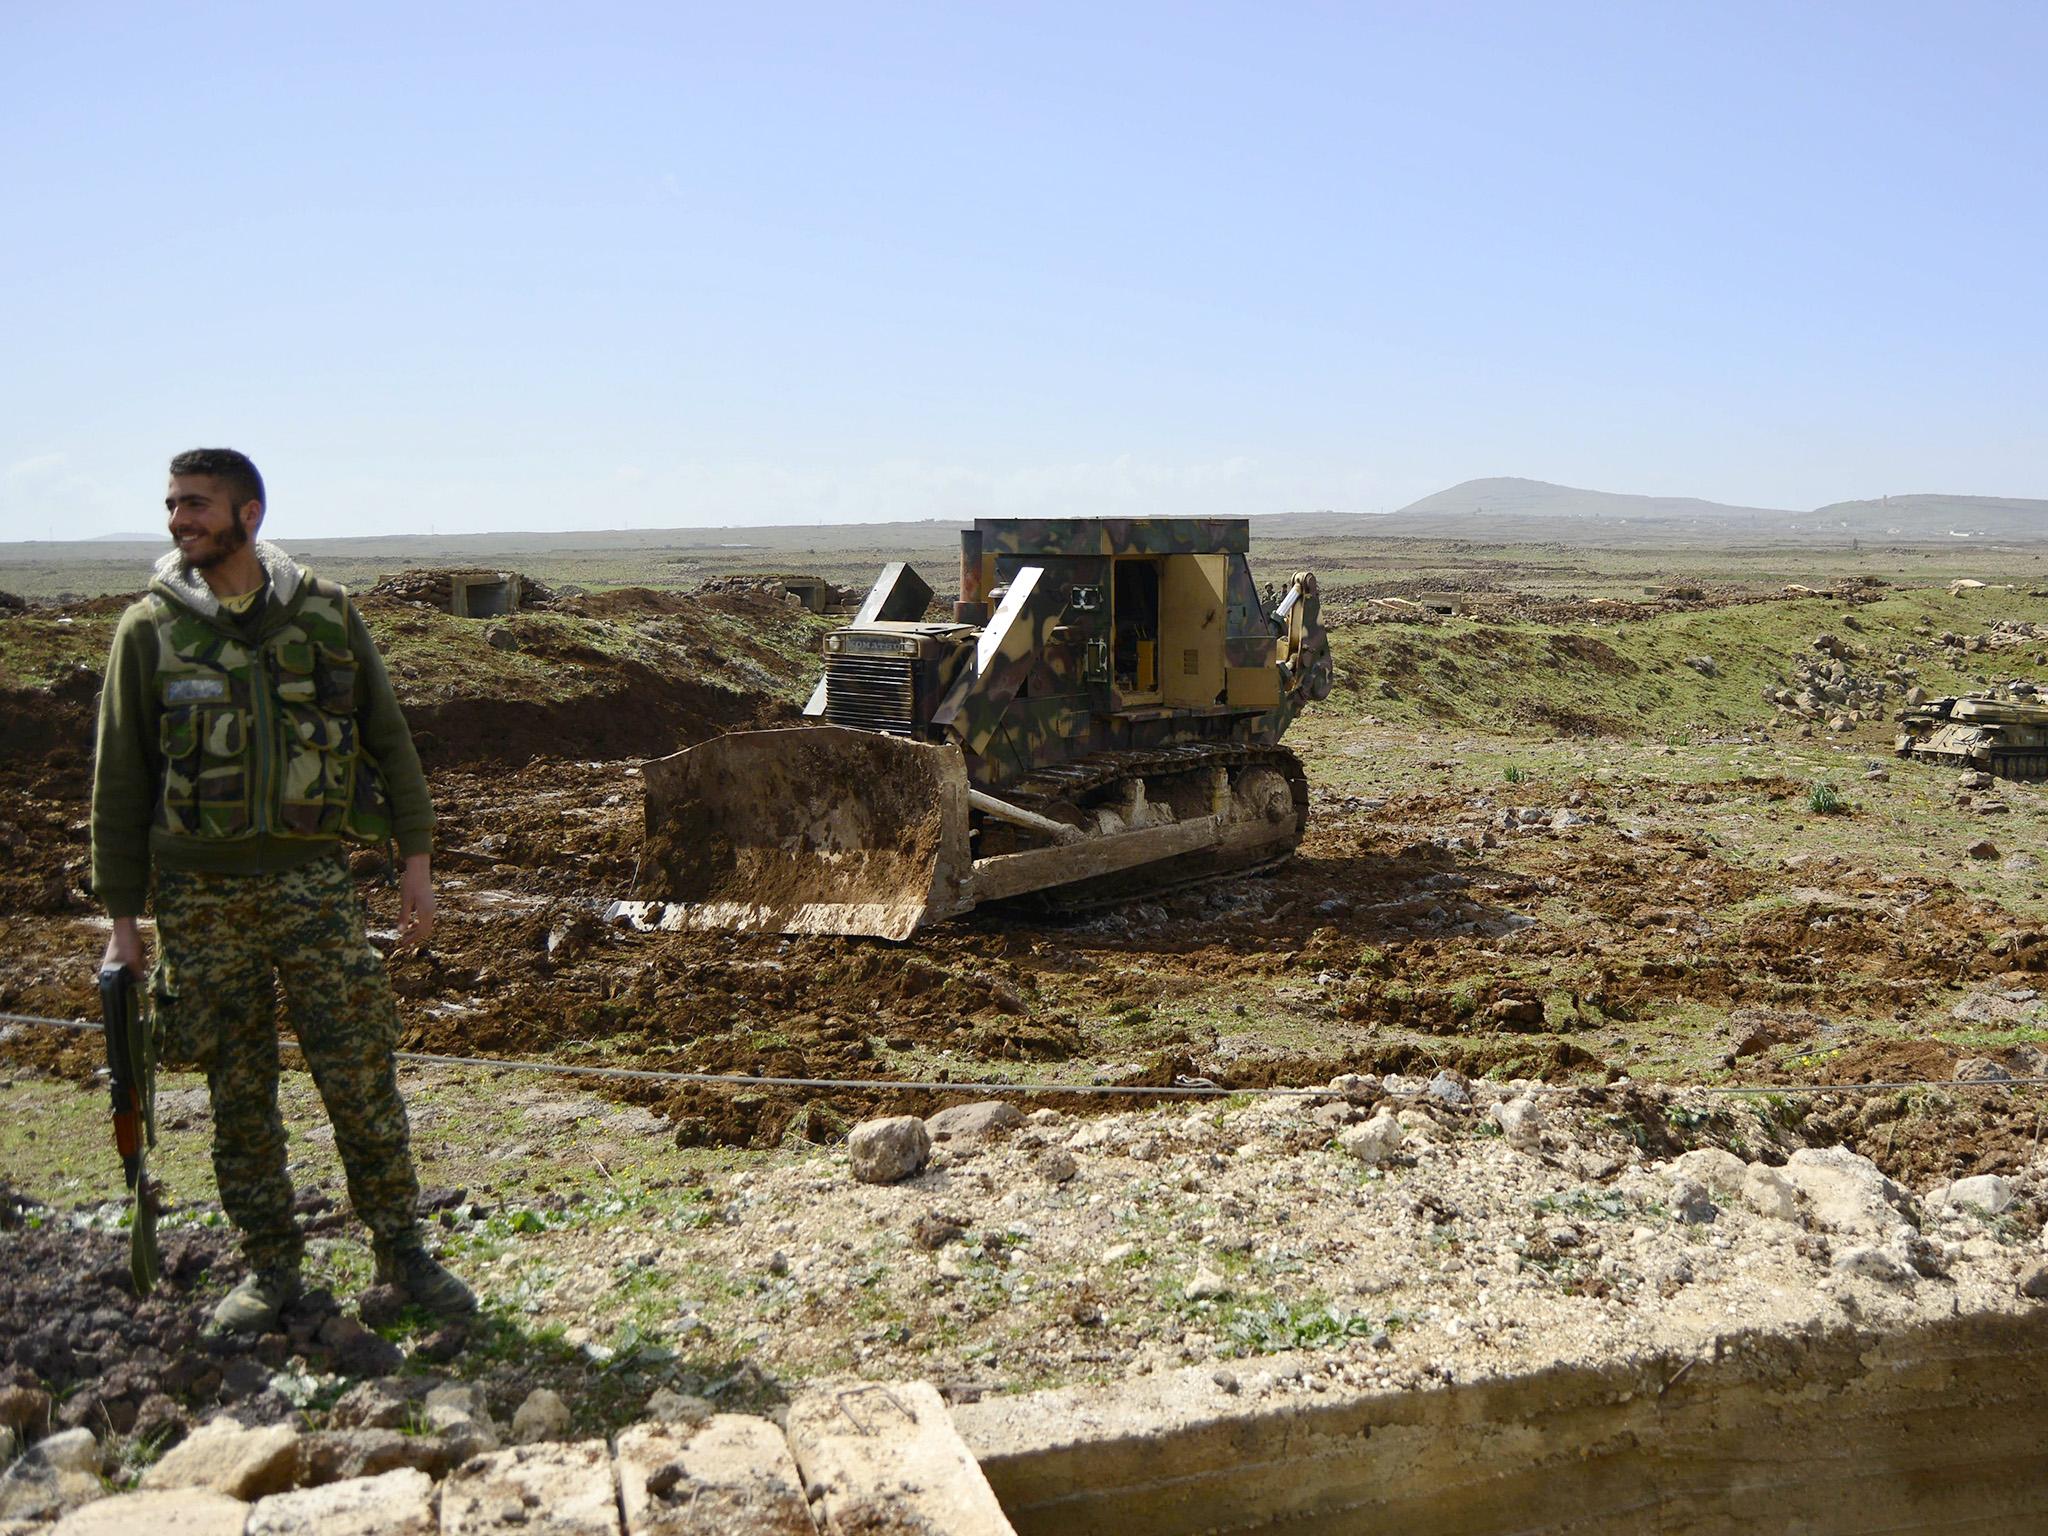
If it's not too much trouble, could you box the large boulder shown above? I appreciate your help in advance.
[849,1116,932,1184]
[1778,1147,1914,1236]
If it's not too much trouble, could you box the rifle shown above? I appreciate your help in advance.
[96,963,161,1295]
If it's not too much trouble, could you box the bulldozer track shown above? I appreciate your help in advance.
[1001,741,1310,822]
[1906,748,2048,780]
[992,743,1310,913]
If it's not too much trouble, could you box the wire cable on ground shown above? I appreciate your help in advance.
[5,1008,2045,1101]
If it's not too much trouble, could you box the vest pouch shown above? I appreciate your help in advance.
[276,706,356,837]
[343,743,395,846]
[155,709,201,834]
[314,643,357,713]
[272,639,318,705]
[194,708,252,836]
[157,706,252,838]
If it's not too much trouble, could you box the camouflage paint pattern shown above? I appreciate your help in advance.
[822,519,1330,790]
[151,855,419,1271]
[150,580,392,846]
[1895,694,2048,777]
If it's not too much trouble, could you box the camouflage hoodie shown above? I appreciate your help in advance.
[90,541,434,918]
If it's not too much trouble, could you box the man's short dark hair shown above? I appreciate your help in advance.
[168,448,265,512]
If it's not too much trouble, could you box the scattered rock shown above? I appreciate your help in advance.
[1669,1179,1717,1225]
[1424,1071,1472,1109]
[1490,1096,1543,1152]
[848,1116,932,1184]
[294,1430,451,1488]
[142,1421,299,1501]
[1185,1269,1230,1302]
[2019,1261,2048,1301]
[911,1212,968,1251]
[0,1429,102,1522]
[1670,1148,1747,1197]
[509,1387,572,1445]
[327,1379,412,1432]
[1038,1148,1079,1183]
[1926,1174,2016,1215]
[0,1386,51,1437]
[317,1317,404,1378]
[1832,1246,1914,1287]
[924,1101,1024,1144]
[1953,1056,2013,1082]
[1337,1112,1406,1166]
[1740,1164,1800,1223]
[352,1286,407,1332]
[1968,839,2001,861]
[641,1389,713,1427]
[1328,1073,1380,1105]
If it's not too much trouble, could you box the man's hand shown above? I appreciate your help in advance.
[396,854,435,951]
[101,916,145,976]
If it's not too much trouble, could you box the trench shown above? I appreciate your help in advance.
[954,1309,2048,1535]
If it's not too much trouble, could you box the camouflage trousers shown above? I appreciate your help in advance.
[150,854,419,1271]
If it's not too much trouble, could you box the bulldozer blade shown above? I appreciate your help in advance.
[627,725,972,940]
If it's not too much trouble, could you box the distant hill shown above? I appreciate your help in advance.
[1395,477,1794,524]
[1392,478,2047,541]
[1809,494,2048,540]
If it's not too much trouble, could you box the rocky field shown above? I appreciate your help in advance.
[5,547,2048,1523]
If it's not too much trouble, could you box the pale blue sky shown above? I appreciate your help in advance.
[3,1,2042,539]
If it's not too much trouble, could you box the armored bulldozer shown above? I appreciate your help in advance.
[1895,695,2048,779]
[614,518,1333,938]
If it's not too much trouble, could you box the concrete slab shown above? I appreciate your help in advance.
[245,1468,436,1535]
[787,1380,1013,1536]
[954,1310,2048,1535]
[49,1489,247,1535]
[441,1439,621,1535]
[614,1416,812,1536]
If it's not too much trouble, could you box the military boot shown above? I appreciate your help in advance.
[206,1265,300,1337]
[373,1234,477,1317]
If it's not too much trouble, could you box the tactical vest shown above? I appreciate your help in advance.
[148,578,392,845]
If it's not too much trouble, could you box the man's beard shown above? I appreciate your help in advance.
[178,513,251,570]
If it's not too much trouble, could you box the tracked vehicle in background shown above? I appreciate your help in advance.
[1895,695,2048,779]
[614,518,1333,938]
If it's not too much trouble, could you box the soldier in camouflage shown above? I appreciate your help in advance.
[90,448,475,1334]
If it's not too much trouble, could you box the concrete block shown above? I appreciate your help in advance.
[245,1468,436,1536]
[788,1380,1014,1536]
[615,1416,811,1535]
[50,1488,247,1535]
[442,1439,620,1534]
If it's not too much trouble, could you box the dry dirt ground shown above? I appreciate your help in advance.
[5,580,2048,1457]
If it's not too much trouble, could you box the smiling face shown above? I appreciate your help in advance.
[165,474,260,569]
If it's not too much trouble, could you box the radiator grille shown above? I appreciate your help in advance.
[824,655,918,734]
